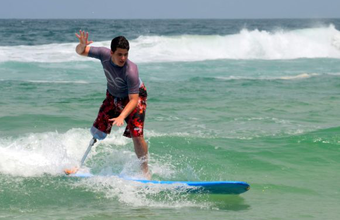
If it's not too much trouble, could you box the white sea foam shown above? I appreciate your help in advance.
[0,128,178,178]
[25,80,89,84]
[73,176,205,208]
[215,73,320,81]
[0,128,208,208]
[0,128,131,177]
[279,73,319,80]
[0,25,339,63]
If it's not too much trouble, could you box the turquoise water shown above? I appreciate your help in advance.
[1,19,340,220]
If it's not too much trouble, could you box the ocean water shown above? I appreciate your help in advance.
[0,19,340,220]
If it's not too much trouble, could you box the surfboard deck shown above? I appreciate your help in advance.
[68,173,250,194]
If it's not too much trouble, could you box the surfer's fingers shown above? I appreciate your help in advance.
[76,30,84,40]
[109,118,117,125]
[76,31,90,45]
[112,121,122,126]
[79,30,87,41]
[85,32,93,44]
[109,118,124,127]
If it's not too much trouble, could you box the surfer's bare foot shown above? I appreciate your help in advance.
[64,167,79,175]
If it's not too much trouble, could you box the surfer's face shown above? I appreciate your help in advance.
[111,48,128,67]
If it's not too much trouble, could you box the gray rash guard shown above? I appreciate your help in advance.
[88,47,142,98]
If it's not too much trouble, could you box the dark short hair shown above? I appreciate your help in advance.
[111,36,130,52]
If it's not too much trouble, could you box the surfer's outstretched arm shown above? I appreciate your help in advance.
[75,30,93,56]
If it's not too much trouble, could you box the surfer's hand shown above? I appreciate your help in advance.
[109,116,125,127]
[75,30,93,46]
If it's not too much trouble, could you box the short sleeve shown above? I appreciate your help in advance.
[88,47,110,60]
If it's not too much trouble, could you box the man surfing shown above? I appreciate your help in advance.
[65,31,150,179]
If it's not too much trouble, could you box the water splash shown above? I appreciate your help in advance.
[1,25,339,63]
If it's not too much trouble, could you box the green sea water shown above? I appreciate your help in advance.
[1,19,340,220]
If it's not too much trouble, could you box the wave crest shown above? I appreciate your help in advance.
[0,25,340,63]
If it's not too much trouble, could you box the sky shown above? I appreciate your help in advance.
[0,0,339,19]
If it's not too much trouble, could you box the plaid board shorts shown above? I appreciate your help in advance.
[93,84,147,138]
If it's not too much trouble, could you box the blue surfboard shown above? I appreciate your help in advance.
[69,173,250,194]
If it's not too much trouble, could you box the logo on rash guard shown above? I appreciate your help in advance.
[104,69,127,90]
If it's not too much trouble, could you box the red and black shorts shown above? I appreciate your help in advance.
[93,84,147,138]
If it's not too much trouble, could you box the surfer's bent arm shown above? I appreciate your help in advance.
[109,94,139,127]
[120,94,139,119]
[75,30,93,56]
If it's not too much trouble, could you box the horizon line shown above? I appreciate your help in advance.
[0,17,340,20]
